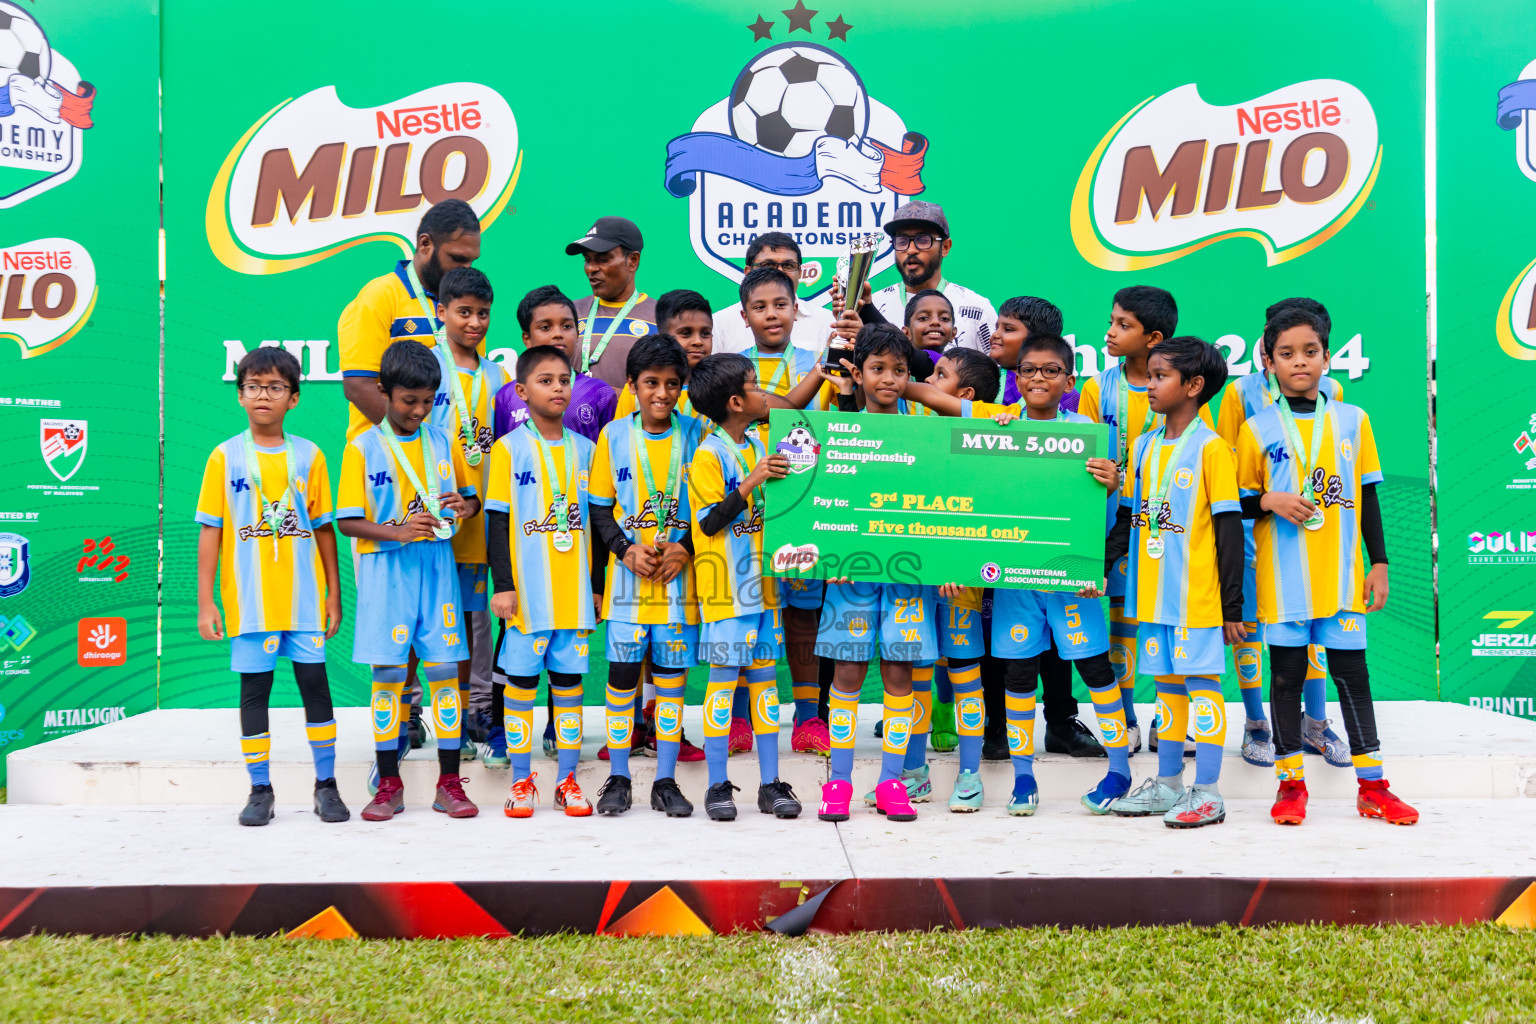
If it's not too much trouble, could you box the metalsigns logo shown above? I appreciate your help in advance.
[39,417,86,481]
[0,1,97,207]
[1072,80,1380,270]
[664,11,927,303]
[1469,528,1536,566]
[1495,60,1536,360]
[0,238,96,358]
[207,83,520,274]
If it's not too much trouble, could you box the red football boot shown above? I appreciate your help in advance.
[1270,779,1309,825]
[1357,779,1419,825]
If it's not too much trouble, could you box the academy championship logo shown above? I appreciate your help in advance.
[0,237,97,358]
[775,424,820,472]
[0,1,96,208]
[1072,79,1380,270]
[1495,59,1536,360]
[40,417,86,481]
[665,17,928,303]
[207,83,519,274]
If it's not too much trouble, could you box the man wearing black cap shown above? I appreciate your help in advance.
[870,201,997,354]
[566,216,657,391]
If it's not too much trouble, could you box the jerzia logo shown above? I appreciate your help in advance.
[0,1,97,207]
[207,83,519,274]
[1072,80,1380,270]
[1495,59,1536,360]
[665,16,928,302]
[0,238,97,358]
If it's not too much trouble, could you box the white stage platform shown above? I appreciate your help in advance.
[7,700,1536,810]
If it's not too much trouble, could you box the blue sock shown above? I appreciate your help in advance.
[949,661,984,774]
[1004,689,1036,782]
[423,663,459,752]
[828,685,860,783]
[747,666,779,785]
[605,679,636,780]
[305,720,337,780]
[706,667,736,787]
[653,674,686,780]
[793,697,817,725]
[240,733,271,787]
[506,683,537,781]
[1303,673,1327,721]
[903,670,931,771]
[1155,680,1188,779]
[1086,684,1131,780]
[1189,679,1226,787]
[553,683,583,778]
[731,679,749,720]
[934,662,954,703]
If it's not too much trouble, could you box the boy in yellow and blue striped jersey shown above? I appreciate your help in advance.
[686,352,803,823]
[428,267,508,762]
[1215,296,1350,771]
[485,345,599,820]
[589,335,705,817]
[1235,307,1417,827]
[338,341,479,823]
[1103,337,1244,829]
[197,347,347,828]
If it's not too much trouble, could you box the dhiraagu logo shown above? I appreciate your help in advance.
[1073,79,1379,270]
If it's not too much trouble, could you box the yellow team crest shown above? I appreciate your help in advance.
[391,625,409,644]
[1341,439,1354,461]
[629,321,648,336]
[1175,468,1194,489]
[262,635,280,653]
[437,459,452,479]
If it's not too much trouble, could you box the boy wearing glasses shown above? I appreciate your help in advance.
[713,232,835,356]
[197,348,348,827]
[869,202,997,354]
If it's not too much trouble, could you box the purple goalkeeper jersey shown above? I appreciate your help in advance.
[493,372,616,443]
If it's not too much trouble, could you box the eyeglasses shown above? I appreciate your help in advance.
[751,259,800,274]
[1017,364,1067,380]
[239,383,292,398]
[892,233,944,251]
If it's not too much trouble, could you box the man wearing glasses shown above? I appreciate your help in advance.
[712,232,835,355]
[870,202,997,354]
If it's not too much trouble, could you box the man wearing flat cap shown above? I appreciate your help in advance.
[566,216,657,390]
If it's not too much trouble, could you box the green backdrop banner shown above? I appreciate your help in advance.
[0,0,161,783]
[160,0,1433,712]
[1436,2,1536,721]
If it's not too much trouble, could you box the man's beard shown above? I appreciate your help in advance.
[420,251,446,294]
[899,257,934,289]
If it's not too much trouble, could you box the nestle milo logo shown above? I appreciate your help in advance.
[1072,79,1380,270]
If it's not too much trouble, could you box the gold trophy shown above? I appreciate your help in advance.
[825,232,880,377]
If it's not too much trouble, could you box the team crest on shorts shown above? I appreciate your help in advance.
[632,626,647,643]
[828,707,854,743]
[958,697,983,731]
[848,617,868,639]
[1145,637,1160,657]
[533,636,549,656]
[391,624,408,644]
[707,689,733,729]
[262,635,280,654]
[664,38,929,310]
[1010,624,1029,643]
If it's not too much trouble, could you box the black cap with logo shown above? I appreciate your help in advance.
[566,216,644,255]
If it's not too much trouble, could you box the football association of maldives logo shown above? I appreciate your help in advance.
[665,13,928,303]
[40,417,86,481]
[0,1,97,207]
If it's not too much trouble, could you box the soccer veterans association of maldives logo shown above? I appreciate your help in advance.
[206,81,518,274]
[0,532,30,598]
[1072,79,1379,270]
[664,12,928,303]
[1494,59,1536,361]
[0,1,97,208]
[39,417,86,481]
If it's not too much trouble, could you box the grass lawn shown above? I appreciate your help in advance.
[1,926,1533,1023]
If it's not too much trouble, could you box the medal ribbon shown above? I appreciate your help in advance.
[580,291,642,373]
[1144,425,1196,543]
[714,427,766,511]
[630,412,684,544]
[1115,367,1158,473]
[242,430,295,562]
[404,261,485,458]
[1275,391,1329,499]
[377,424,444,525]
[750,347,793,396]
[525,421,576,538]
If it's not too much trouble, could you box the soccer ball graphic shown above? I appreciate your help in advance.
[729,44,869,159]
[0,2,51,82]
[783,426,817,450]
[63,423,81,441]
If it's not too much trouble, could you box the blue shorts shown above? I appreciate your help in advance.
[605,620,699,669]
[1266,612,1367,651]
[352,541,467,665]
[230,630,326,673]
[816,582,937,664]
[457,562,488,613]
[498,627,592,676]
[698,608,784,667]
[938,600,986,661]
[780,577,826,610]
[1138,622,1226,677]
[991,590,1111,661]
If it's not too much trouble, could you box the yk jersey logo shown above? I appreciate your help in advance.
[665,33,928,303]
[0,1,98,208]
[1495,59,1536,361]
[0,238,97,358]
[1073,79,1379,270]
[208,83,519,275]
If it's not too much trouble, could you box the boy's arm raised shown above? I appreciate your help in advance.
[902,380,964,417]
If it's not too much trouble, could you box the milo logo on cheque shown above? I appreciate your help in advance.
[1073,78,1380,269]
[772,543,819,576]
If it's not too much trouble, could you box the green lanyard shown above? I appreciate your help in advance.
[998,366,1010,402]
[1144,425,1195,558]
[525,421,577,552]
[378,423,450,540]
[403,261,485,466]
[630,412,684,543]
[241,430,295,561]
[895,277,946,312]
[749,347,793,396]
[581,291,642,374]
[714,427,765,511]
[1115,367,1158,473]
[1275,392,1330,530]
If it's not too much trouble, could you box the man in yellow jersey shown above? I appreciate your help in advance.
[566,216,657,391]
[339,200,483,440]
